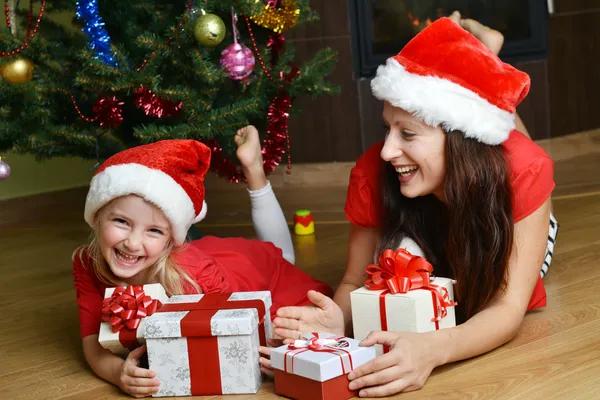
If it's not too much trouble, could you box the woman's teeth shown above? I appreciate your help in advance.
[396,165,419,176]
[115,249,141,263]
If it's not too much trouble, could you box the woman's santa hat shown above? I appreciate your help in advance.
[371,17,530,145]
[84,139,211,246]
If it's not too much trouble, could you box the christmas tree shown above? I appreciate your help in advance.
[0,0,338,182]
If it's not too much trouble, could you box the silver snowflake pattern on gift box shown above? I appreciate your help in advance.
[228,309,254,318]
[158,351,176,367]
[210,317,224,336]
[211,309,257,335]
[236,375,246,388]
[223,383,234,393]
[159,337,181,344]
[144,321,161,338]
[156,378,178,397]
[223,339,248,366]
[221,367,234,379]
[146,345,155,361]
[224,323,242,335]
[175,364,190,381]
[228,292,257,300]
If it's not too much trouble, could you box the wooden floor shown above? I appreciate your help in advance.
[1,131,599,399]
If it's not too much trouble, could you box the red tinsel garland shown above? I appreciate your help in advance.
[133,86,183,118]
[92,96,124,128]
[203,93,291,183]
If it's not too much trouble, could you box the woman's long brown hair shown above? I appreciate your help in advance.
[376,131,514,321]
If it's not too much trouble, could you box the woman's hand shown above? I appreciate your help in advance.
[348,331,442,398]
[117,345,160,398]
[273,290,345,340]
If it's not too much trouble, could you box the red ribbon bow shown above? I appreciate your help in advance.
[364,249,458,352]
[365,248,434,294]
[284,333,353,375]
[287,336,341,351]
[101,285,162,333]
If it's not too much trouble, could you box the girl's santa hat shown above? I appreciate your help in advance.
[84,139,211,246]
[371,17,530,145]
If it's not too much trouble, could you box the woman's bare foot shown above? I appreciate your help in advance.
[449,11,504,55]
[235,125,267,190]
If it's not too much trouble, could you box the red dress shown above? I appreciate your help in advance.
[73,236,333,338]
[344,130,555,311]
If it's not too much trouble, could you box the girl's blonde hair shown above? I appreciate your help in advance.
[73,201,201,296]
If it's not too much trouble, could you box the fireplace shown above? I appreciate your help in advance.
[350,0,550,78]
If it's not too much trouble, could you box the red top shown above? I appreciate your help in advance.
[344,130,555,311]
[73,236,333,338]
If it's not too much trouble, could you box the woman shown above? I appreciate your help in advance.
[270,14,558,397]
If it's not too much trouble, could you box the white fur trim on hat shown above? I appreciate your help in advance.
[371,58,515,145]
[84,163,204,246]
[195,200,207,223]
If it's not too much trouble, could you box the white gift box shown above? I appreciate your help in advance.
[143,291,273,397]
[99,283,169,356]
[351,277,456,355]
[270,333,376,400]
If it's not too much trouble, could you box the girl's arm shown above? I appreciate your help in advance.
[334,223,380,334]
[83,336,160,398]
[349,198,551,397]
[273,223,378,338]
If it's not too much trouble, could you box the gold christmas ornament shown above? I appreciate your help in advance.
[1,58,34,84]
[194,12,226,47]
[250,0,300,33]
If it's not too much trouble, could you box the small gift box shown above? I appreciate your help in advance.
[271,333,376,400]
[351,248,457,355]
[99,283,169,355]
[143,291,273,397]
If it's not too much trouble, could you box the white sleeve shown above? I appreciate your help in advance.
[397,236,425,257]
[248,181,295,264]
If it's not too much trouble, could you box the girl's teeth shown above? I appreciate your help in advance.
[116,249,140,263]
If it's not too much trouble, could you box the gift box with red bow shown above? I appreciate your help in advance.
[351,249,457,355]
[270,333,376,400]
[99,283,169,356]
[143,291,273,397]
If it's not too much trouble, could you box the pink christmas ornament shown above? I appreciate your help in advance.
[220,43,255,80]
[220,8,255,80]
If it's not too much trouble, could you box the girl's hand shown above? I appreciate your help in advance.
[273,290,345,340]
[348,331,441,398]
[258,338,284,378]
[117,345,160,398]
[259,345,274,378]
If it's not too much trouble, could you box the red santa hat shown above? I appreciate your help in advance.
[371,17,530,145]
[84,139,211,246]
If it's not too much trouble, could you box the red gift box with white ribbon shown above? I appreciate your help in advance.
[143,291,273,397]
[271,333,376,400]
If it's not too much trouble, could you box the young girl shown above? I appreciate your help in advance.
[72,126,332,398]
[269,15,559,397]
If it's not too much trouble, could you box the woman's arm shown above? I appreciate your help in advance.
[515,113,531,139]
[433,198,550,362]
[349,198,551,397]
[334,223,380,334]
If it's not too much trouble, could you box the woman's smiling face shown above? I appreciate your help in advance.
[380,101,447,200]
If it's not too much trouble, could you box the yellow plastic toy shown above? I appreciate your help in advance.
[294,210,315,235]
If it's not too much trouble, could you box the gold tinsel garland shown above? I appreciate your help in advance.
[249,0,299,34]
